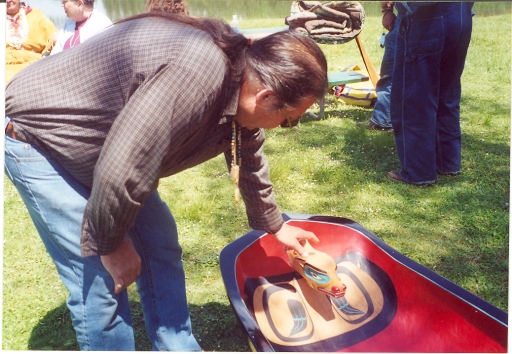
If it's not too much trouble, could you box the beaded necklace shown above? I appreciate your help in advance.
[230,121,242,203]
[69,31,81,48]
[66,13,92,49]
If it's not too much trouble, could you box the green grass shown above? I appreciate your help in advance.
[3,9,510,351]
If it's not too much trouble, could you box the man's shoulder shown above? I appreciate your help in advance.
[119,17,216,50]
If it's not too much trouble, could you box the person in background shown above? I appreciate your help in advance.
[387,2,474,185]
[357,1,398,131]
[51,0,112,55]
[5,0,58,84]
[5,12,326,350]
[146,0,189,15]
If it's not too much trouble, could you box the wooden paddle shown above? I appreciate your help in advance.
[355,34,379,87]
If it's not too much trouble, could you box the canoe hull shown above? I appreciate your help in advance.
[220,214,508,352]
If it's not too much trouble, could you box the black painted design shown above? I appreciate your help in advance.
[288,299,308,336]
[245,251,398,351]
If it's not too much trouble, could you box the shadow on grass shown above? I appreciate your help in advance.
[28,300,249,351]
[460,92,511,120]
[319,101,374,124]
[27,303,79,351]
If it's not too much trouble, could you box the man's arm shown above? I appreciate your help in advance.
[233,127,319,257]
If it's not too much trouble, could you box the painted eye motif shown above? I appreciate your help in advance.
[304,265,330,284]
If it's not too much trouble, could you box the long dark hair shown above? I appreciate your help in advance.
[117,13,327,110]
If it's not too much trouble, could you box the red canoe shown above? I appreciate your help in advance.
[219,214,508,352]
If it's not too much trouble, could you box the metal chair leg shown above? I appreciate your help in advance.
[318,94,325,119]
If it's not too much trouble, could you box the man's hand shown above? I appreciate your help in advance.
[381,1,396,31]
[271,223,319,257]
[382,10,396,31]
[100,237,141,294]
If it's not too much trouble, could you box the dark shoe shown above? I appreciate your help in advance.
[357,120,392,131]
[387,170,436,186]
[438,170,462,176]
[387,170,410,184]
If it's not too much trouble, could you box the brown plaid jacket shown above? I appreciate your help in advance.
[5,17,284,256]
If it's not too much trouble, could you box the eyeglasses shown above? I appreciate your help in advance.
[280,115,301,128]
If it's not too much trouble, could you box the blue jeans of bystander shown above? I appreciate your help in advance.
[370,15,399,129]
[390,2,473,184]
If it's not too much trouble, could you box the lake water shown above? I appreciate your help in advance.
[26,0,511,30]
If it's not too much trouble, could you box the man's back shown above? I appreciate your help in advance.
[5,16,227,187]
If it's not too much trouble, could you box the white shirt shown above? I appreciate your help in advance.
[51,8,113,55]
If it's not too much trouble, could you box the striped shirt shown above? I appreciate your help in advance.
[5,17,284,256]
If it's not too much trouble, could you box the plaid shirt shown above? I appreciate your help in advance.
[5,17,284,256]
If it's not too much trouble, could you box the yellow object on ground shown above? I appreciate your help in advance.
[6,8,57,85]
[334,64,377,108]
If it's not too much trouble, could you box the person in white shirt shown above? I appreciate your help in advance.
[51,0,112,55]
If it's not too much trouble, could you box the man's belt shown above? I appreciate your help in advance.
[5,122,27,142]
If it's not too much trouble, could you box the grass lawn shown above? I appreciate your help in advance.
[3,6,510,351]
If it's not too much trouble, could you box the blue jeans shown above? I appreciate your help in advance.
[370,15,399,129]
[4,131,201,351]
[390,2,473,184]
